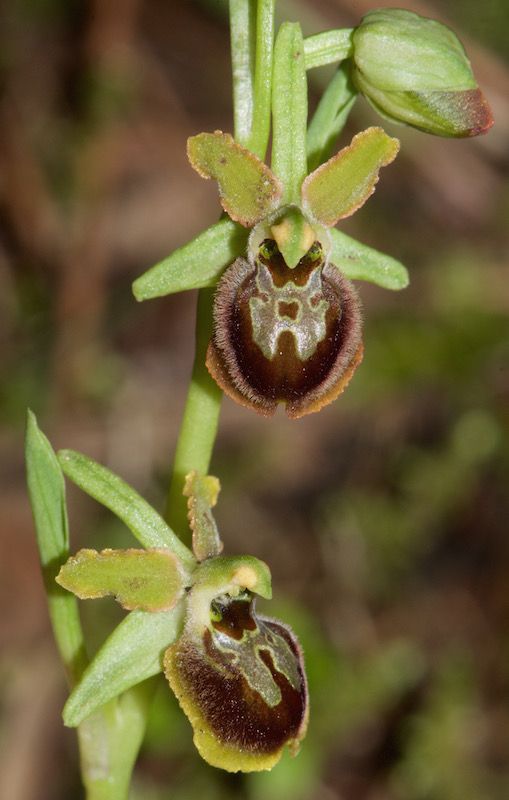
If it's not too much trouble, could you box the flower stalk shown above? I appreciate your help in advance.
[165,287,223,544]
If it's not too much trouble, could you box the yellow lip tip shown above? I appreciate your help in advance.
[271,218,316,268]
[232,565,258,590]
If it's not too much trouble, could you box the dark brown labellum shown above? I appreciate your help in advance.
[164,593,308,772]
[206,240,363,417]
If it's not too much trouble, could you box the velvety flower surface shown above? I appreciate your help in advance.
[207,238,363,417]
[164,559,308,772]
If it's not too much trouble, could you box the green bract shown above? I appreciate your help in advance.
[352,9,494,137]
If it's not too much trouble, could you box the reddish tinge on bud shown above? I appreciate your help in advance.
[206,239,363,418]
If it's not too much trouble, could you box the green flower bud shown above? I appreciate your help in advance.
[164,557,308,772]
[352,9,494,137]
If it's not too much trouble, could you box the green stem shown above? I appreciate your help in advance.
[78,682,155,800]
[164,1,273,543]
[304,28,354,70]
[166,288,223,544]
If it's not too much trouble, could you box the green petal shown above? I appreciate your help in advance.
[56,548,187,611]
[302,127,399,226]
[188,131,282,226]
[132,218,248,301]
[184,471,223,562]
[63,604,184,727]
[328,228,409,290]
[58,449,195,570]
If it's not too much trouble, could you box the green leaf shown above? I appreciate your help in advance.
[183,472,223,562]
[307,62,358,172]
[304,28,354,70]
[188,132,282,226]
[57,548,187,611]
[25,411,87,684]
[63,603,185,727]
[132,218,248,301]
[58,449,195,570]
[329,227,409,290]
[271,22,308,205]
[302,127,400,226]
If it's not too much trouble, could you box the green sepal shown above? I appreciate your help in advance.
[271,22,308,205]
[63,603,185,727]
[302,127,399,226]
[58,449,195,570]
[132,218,248,301]
[25,412,88,684]
[328,228,409,290]
[187,132,282,227]
[184,471,223,562]
[356,80,494,138]
[56,548,188,612]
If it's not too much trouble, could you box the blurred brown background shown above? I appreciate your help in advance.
[1,1,508,798]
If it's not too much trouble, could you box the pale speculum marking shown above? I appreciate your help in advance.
[211,610,301,707]
[249,263,329,361]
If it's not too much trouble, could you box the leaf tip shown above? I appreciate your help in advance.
[131,278,146,302]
